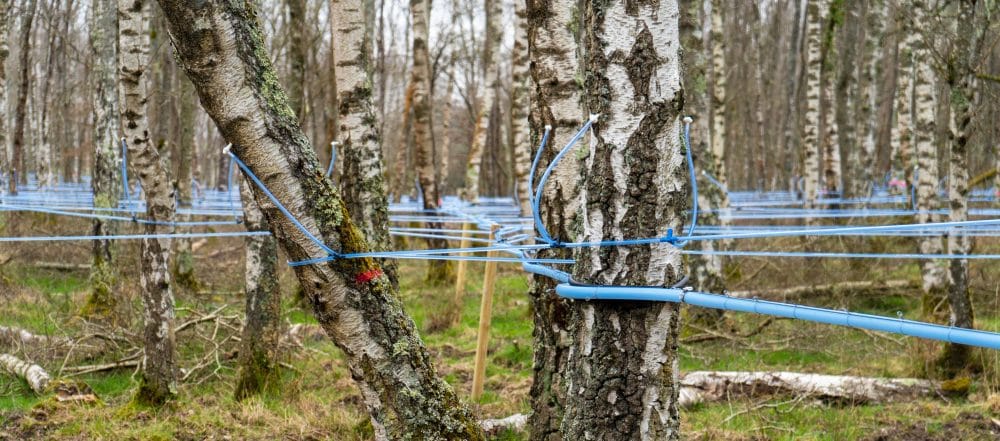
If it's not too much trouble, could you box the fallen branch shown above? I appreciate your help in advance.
[31,261,92,272]
[0,353,51,393]
[679,371,939,407]
[0,325,60,348]
[682,318,785,344]
[479,413,528,436]
[729,280,915,300]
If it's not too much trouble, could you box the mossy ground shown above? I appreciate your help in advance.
[1,216,999,439]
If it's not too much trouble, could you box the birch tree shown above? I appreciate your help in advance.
[235,177,282,400]
[462,0,501,202]
[893,1,915,199]
[173,77,198,291]
[119,0,177,405]
[911,1,948,309]
[83,0,123,319]
[154,1,484,438]
[802,0,827,215]
[285,0,307,121]
[563,1,686,438]
[709,0,728,197]
[858,0,885,197]
[821,1,842,196]
[332,0,396,287]
[525,0,582,437]
[0,0,11,188]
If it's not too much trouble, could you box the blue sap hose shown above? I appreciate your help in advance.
[119,138,132,210]
[326,141,338,177]
[533,117,595,244]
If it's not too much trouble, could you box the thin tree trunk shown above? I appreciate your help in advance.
[801,0,826,217]
[83,0,123,320]
[463,0,501,202]
[235,177,282,400]
[892,2,915,201]
[820,1,841,196]
[155,2,484,438]
[285,0,307,122]
[119,0,177,405]
[8,0,37,195]
[173,76,198,291]
[709,0,728,198]
[511,0,531,215]
[525,0,582,437]
[563,1,685,439]
[911,2,948,310]
[0,0,9,173]
[439,66,455,194]
[332,0,397,287]
[393,80,416,200]
[858,0,885,198]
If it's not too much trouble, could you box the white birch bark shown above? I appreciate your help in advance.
[0,353,50,394]
[462,0,501,202]
[801,0,827,215]
[709,0,728,196]
[564,1,685,439]
[892,2,916,197]
[679,371,939,406]
[0,0,9,172]
[821,9,841,195]
[511,0,532,215]
[859,0,885,197]
[118,0,177,405]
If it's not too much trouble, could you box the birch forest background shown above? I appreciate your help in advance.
[0,0,999,439]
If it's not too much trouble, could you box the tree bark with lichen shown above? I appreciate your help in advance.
[154,1,484,438]
[119,0,177,405]
[235,176,282,400]
[525,0,583,437]
[83,0,123,320]
[562,1,686,439]
[332,0,397,288]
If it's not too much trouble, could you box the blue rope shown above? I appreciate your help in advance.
[226,148,339,259]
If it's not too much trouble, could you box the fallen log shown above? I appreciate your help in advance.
[679,371,939,407]
[479,413,527,436]
[0,326,61,348]
[729,280,915,300]
[0,353,51,393]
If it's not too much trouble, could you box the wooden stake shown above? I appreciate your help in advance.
[471,224,499,400]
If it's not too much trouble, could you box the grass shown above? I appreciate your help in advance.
[1,229,999,439]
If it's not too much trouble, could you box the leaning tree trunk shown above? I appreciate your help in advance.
[83,0,123,320]
[155,2,484,438]
[562,1,686,439]
[911,2,948,314]
[801,0,826,218]
[235,177,282,400]
[331,0,397,287]
[525,0,582,437]
[410,0,453,284]
[682,0,726,325]
[511,0,531,216]
[8,0,36,195]
[119,0,177,405]
[462,0,501,202]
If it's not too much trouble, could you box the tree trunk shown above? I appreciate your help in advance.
[801,0,826,215]
[439,66,455,194]
[511,0,531,215]
[119,0,177,405]
[173,76,198,292]
[285,0,307,122]
[525,0,583,437]
[392,80,416,200]
[858,0,885,198]
[0,353,50,394]
[410,0,453,284]
[463,0,501,202]
[8,0,37,196]
[679,371,941,406]
[0,0,8,174]
[235,177,282,400]
[682,0,726,324]
[911,2,948,310]
[83,0,123,320]
[332,0,397,288]
[820,1,841,196]
[709,0,728,198]
[563,2,686,439]
[155,2,484,438]
[892,3,914,201]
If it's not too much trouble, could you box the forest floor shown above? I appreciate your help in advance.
[1,213,1000,440]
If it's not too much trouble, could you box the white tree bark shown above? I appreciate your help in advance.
[821,10,841,196]
[892,2,915,198]
[0,353,50,394]
[564,1,685,439]
[911,1,948,296]
[679,371,938,406]
[801,0,827,215]
[0,0,9,172]
[709,0,728,196]
[118,0,177,405]
[858,0,885,197]
[462,0,501,202]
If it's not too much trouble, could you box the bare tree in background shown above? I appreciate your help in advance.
[0,0,11,190]
[462,0,501,202]
[801,0,826,219]
[511,0,531,215]
[8,0,37,195]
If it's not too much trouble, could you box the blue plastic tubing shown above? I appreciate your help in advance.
[515,254,1000,350]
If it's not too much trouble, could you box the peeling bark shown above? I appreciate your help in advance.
[564,1,686,439]
[119,0,177,405]
[155,2,483,438]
